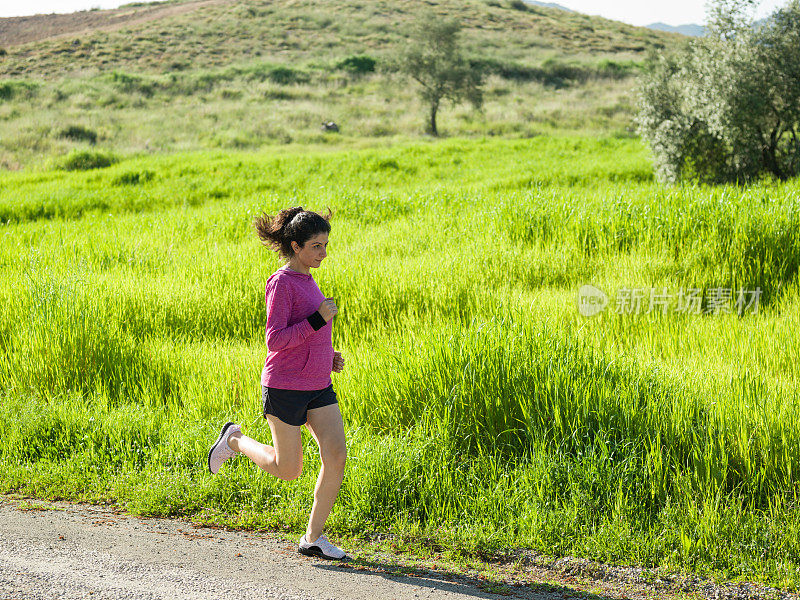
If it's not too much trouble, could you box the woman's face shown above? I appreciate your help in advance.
[293,232,329,269]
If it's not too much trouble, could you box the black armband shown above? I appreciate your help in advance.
[307,310,327,331]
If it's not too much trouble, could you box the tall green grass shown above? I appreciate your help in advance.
[1,136,799,588]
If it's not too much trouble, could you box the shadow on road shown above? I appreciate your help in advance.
[312,556,616,600]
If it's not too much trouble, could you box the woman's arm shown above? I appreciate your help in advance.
[264,281,326,351]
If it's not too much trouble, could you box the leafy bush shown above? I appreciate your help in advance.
[225,64,312,85]
[469,57,533,81]
[58,125,98,145]
[267,66,309,85]
[189,71,226,93]
[0,80,39,101]
[595,59,638,78]
[638,0,800,183]
[537,58,589,87]
[262,88,300,100]
[337,55,377,74]
[158,64,312,95]
[110,71,157,97]
[471,56,637,88]
[61,150,118,171]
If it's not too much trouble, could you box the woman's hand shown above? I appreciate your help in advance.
[318,298,338,322]
[332,351,345,373]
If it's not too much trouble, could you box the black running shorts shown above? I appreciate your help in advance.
[262,384,338,426]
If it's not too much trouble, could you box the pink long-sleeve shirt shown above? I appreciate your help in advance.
[260,265,334,391]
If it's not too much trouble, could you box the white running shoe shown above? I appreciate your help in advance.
[207,422,240,474]
[298,534,347,560]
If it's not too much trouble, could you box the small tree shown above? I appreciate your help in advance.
[637,0,800,183]
[398,16,483,136]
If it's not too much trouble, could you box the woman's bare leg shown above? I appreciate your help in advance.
[303,403,347,542]
[228,415,303,481]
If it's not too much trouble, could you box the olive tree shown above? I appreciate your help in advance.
[398,16,483,136]
[637,0,800,183]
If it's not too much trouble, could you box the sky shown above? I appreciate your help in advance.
[0,0,791,26]
[551,0,787,26]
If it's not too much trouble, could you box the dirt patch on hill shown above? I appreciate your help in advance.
[0,0,229,47]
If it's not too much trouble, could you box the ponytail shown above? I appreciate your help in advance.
[253,206,332,259]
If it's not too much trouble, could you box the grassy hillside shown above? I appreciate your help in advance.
[0,0,679,76]
[0,0,686,169]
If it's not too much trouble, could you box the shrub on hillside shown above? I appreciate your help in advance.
[337,55,377,74]
[110,71,157,97]
[230,64,311,85]
[58,125,98,145]
[163,64,311,95]
[190,71,225,93]
[61,150,118,171]
[537,58,589,87]
[0,80,39,101]
[596,59,638,79]
[472,57,633,87]
[267,66,309,85]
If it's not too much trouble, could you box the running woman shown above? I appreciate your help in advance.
[207,206,348,560]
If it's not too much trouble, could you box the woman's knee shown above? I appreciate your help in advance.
[274,457,303,480]
[322,443,347,471]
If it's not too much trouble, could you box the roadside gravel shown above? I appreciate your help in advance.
[1,499,796,600]
[0,499,537,600]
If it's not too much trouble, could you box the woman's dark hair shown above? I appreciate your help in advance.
[253,206,332,259]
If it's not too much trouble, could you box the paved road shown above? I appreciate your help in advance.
[0,500,546,600]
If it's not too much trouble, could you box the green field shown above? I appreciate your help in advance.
[1,135,799,589]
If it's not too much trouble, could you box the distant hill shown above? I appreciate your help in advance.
[646,22,706,37]
[0,0,684,78]
[644,15,778,37]
[525,1,574,12]
[522,2,704,38]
